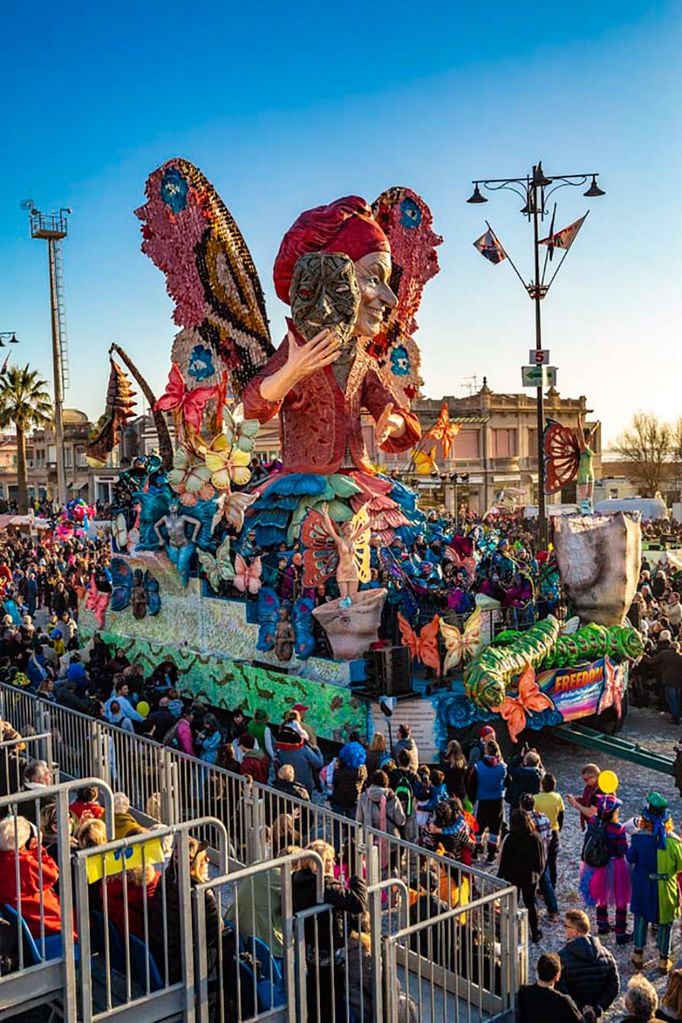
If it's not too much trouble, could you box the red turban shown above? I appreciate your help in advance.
[273,196,390,304]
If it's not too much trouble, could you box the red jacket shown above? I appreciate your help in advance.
[242,323,420,474]
[0,846,65,937]
[69,800,105,822]
[105,872,160,940]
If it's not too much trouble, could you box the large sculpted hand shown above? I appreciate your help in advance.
[259,328,340,404]
[375,403,406,445]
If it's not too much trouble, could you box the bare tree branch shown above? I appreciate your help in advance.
[612,412,673,497]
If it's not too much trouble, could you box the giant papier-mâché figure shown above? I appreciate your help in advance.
[136,161,442,552]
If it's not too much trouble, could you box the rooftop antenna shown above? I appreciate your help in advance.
[22,199,72,506]
[460,374,479,396]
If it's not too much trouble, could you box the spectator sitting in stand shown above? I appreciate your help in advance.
[0,815,68,939]
[69,785,105,822]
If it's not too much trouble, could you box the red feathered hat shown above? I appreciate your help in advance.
[273,196,390,304]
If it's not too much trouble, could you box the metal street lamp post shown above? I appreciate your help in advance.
[466,162,604,546]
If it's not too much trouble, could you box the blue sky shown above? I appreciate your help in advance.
[2,1,680,444]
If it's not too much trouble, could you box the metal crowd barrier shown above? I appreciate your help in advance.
[0,682,526,1021]
[0,778,114,1021]
[383,886,519,1022]
[73,816,228,1023]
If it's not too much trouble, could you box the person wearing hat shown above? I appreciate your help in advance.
[579,792,632,945]
[467,724,496,767]
[643,631,682,724]
[247,708,275,761]
[627,792,682,973]
[292,704,316,746]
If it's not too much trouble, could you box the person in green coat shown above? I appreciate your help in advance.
[627,793,682,974]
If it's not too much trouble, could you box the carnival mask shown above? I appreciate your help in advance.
[290,252,360,345]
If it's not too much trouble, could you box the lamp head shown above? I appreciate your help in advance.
[466,184,488,204]
[583,175,605,198]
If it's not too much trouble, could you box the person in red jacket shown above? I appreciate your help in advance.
[105,864,160,940]
[0,815,69,938]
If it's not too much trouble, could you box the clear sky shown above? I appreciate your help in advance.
[2,1,680,445]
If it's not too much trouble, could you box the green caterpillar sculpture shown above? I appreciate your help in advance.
[464,617,561,710]
[464,617,643,710]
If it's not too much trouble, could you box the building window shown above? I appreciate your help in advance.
[493,429,517,458]
[64,448,73,469]
[455,429,480,460]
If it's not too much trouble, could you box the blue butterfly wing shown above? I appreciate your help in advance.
[144,571,161,616]
[257,587,279,651]
[293,596,315,660]
[110,558,133,611]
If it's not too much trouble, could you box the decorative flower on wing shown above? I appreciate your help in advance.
[167,446,215,506]
[205,434,252,490]
[210,491,258,534]
[224,403,260,453]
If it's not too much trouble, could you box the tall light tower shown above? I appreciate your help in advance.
[23,201,71,507]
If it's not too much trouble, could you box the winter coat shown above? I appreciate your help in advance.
[497,831,545,888]
[557,936,619,1014]
[105,871,160,939]
[240,749,269,785]
[391,736,419,772]
[0,846,66,938]
[356,785,406,837]
[504,756,543,808]
[56,680,92,715]
[176,718,194,756]
[291,868,367,953]
[275,733,323,797]
[150,870,220,983]
[470,755,506,803]
[273,777,311,803]
[645,644,682,688]
[627,830,682,924]
[331,763,367,810]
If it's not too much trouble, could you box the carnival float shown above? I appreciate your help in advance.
[78,158,643,758]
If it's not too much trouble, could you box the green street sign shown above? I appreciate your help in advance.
[521,365,557,387]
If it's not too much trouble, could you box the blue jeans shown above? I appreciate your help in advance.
[538,864,558,915]
[665,687,681,724]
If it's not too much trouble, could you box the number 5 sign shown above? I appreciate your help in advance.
[529,349,550,365]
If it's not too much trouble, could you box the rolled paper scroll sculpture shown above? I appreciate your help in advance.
[553,512,641,627]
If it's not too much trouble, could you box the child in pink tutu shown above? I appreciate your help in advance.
[579,793,632,945]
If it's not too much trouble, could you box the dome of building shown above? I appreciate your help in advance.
[62,409,89,425]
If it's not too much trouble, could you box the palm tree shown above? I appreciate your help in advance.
[0,366,53,513]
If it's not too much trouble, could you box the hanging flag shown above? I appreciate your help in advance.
[539,213,588,258]
[425,400,461,460]
[473,228,506,265]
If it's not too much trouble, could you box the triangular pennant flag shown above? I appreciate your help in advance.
[539,213,587,255]
[473,228,506,265]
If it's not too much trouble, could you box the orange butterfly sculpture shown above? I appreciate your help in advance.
[424,401,461,460]
[492,662,554,744]
[397,613,441,675]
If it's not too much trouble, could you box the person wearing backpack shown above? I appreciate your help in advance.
[389,750,421,842]
[579,793,632,945]
[467,739,506,863]
[356,770,406,873]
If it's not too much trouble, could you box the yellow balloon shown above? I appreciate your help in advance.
[598,769,618,794]
[136,701,150,719]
